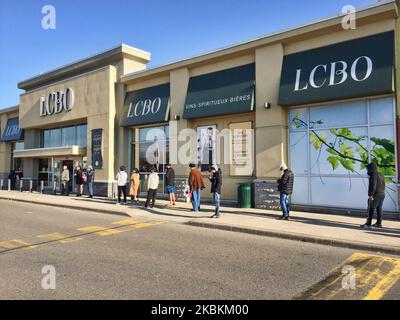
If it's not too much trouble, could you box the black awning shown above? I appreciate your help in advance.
[1,117,23,142]
[121,83,170,126]
[183,63,255,119]
[278,31,394,107]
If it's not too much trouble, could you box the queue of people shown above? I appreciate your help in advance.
[6,160,388,227]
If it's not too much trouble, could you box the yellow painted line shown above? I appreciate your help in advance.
[0,239,37,250]
[303,253,368,300]
[37,232,82,244]
[295,253,400,300]
[321,257,377,300]
[362,260,400,300]
[77,226,123,236]
[111,219,140,226]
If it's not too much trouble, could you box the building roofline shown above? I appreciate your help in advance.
[18,44,151,91]
[0,105,19,115]
[121,0,398,83]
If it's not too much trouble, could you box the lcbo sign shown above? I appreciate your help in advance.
[278,32,394,106]
[126,97,162,118]
[40,88,75,117]
[294,56,372,91]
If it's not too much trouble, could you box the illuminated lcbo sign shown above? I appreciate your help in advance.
[39,88,75,117]
[278,32,394,106]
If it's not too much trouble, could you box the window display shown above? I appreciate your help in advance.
[289,97,397,211]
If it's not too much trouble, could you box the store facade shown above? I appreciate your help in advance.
[0,1,398,214]
[13,45,150,195]
[118,1,399,213]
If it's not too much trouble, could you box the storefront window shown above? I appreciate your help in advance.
[289,97,397,211]
[77,124,87,147]
[50,128,62,147]
[42,124,87,148]
[62,126,76,146]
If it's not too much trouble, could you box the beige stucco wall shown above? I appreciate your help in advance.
[19,66,118,184]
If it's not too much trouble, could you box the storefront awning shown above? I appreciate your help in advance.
[13,146,86,158]
[183,63,255,119]
[1,117,24,142]
[120,83,170,126]
[278,31,394,107]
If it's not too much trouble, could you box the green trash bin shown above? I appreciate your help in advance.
[238,183,252,208]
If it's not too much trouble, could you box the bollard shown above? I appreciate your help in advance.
[8,179,11,191]
[53,181,57,195]
[40,181,44,194]
[29,179,33,193]
[19,179,23,192]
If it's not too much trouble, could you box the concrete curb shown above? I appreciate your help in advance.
[186,221,400,256]
[3,195,400,255]
[0,196,131,217]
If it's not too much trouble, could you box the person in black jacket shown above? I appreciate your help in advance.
[360,162,386,229]
[8,170,17,190]
[277,163,294,220]
[209,166,222,218]
[166,164,176,206]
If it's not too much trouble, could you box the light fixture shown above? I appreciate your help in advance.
[174,115,181,120]
[264,102,272,109]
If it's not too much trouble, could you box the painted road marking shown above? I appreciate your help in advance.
[37,232,82,244]
[77,226,123,236]
[0,220,163,253]
[0,239,37,250]
[295,253,400,300]
[111,219,140,226]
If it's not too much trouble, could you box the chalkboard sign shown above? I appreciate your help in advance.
[174,177,189,200]
[92,129,103,169]
[252,180,280,211]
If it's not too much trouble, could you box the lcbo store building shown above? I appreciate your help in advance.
[0,1,399,216]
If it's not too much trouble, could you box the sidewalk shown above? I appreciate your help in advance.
[1,191,400,255]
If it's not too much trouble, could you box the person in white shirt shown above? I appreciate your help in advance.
[145,167,159,208]
[116,166,128,205]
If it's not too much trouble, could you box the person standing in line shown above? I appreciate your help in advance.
[209,166,222,218]
[86,165,95,198]
[166,164,176,206]
[116,166,128,205]
[277,163,294,221]
[8,170,16,190]
[61,165,70,196]
[15,167,23,189]
[74,165,84,197]
[129,168,140,203]
[188,163,205,212]
[360,162,386,229]
[145,167,159,208]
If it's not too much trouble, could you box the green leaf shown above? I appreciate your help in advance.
[327,156,339,170]
[370,138,395,154]
[338,158,355,172]
[326,148,339,156]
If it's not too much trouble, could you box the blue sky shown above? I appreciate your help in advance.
[0,0,381,108]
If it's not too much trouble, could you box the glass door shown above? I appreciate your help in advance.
[132,125,169,194]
